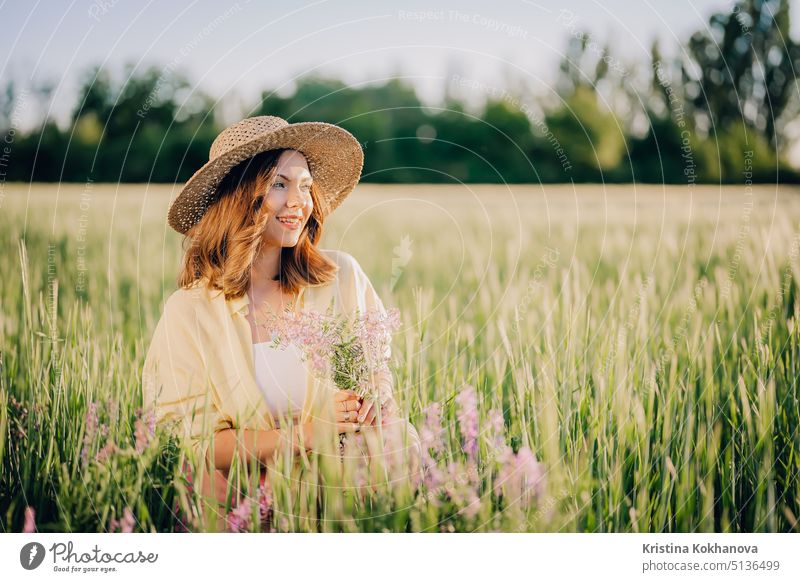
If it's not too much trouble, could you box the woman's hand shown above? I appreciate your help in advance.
[333,389,363,433]
[301,390,363,453]
[356,395,398,427]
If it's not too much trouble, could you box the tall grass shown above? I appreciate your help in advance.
[1,183,799,532]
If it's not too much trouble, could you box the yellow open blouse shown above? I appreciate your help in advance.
[141,248,418,466]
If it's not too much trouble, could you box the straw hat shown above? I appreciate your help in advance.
[167,115,364,234]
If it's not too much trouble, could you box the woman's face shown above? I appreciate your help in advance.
[261,149,314,248]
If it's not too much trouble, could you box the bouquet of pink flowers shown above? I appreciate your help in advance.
[259,306,401,401]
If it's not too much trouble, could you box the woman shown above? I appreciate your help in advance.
[141,115,422,531]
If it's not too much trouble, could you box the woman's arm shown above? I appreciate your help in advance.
[209,423,314,473]
[209,391,364,471]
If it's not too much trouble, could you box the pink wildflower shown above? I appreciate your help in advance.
[264,308,399,400]
[110,507,136,533]
[420,402,445,455]
[134,409,156,453]
[23,506,36,533]
[95,440,118,463]
[516,446,546,501]
[457,488,481,519]
[441,459,481,516]
[121,507,136,532]
[226,497,253,533]
[81,402,99,467]
[354,307,400,368]
[494,445,546,507]
[419,402,446,491]
[257,482,272,530]
[455,385,479,458]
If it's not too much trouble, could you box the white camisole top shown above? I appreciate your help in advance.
[252,332,308,427]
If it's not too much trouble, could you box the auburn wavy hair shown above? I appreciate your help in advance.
[177,148,339,299]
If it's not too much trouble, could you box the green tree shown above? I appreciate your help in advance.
[682,0,800,146]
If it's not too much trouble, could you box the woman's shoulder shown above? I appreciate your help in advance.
[318,248,364,279]
[159,279,219,317]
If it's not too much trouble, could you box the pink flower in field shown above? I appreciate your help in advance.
[264,307,399,399]
[134,409,156,453]
[226,497,253,533]
[354,307,400,368]
[442,461,460,499]
[121,507,135,532]
[420,402,445,456]
[494,445,546,507]
[95,440,118,463]
[440,459,481,516]
[257,482,272,530]
[419,402,446,492]
[516,446,546,501]
[455,385,479,458]
[81,402,99,468]
[225,479,272,533]
[457,488,481,519]
[23,506,36,533]
[147,407,156,434]
[421,463,444,495]
[261,310,339,377]
[110,507,136,533]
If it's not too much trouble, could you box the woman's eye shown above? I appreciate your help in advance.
[273,182,285,189]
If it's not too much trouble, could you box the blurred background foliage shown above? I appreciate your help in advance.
[1,0,799,185]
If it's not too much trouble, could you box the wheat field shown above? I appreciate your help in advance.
[1,182,799,532]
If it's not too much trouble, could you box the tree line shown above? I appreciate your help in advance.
[1,0,798,185]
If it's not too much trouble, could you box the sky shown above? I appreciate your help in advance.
[2,0,799,130]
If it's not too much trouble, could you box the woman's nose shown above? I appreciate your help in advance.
[286,185,306,208]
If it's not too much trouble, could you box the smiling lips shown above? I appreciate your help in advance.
[277,214,302,230]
